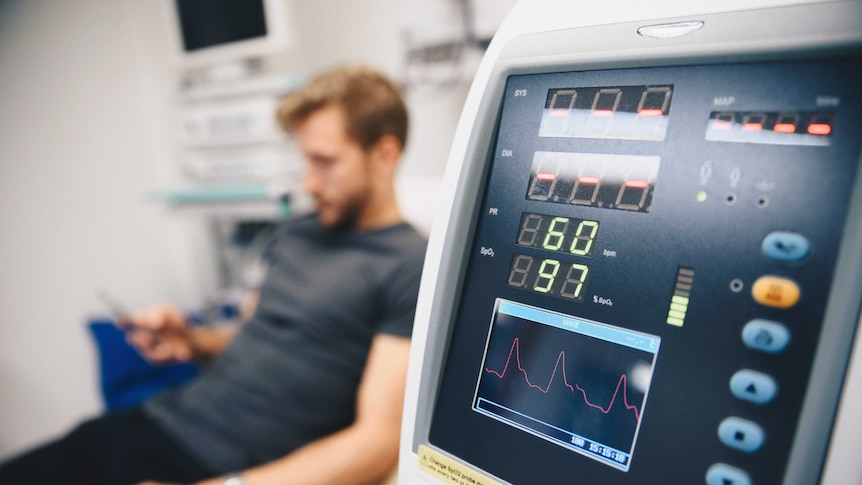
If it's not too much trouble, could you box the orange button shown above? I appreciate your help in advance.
[752,276,800,308]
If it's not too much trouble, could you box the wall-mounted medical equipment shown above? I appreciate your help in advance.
[157,0,304,220]
[400,1,862,484]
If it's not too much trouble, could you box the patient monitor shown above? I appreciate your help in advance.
[399,1,862,483]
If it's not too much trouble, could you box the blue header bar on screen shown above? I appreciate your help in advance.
[497,299,660,354]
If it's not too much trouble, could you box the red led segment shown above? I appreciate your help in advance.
[711,112,735,131]
[638,109,664,117]
[807,123,832,136]
[742,122,763,131]
[537,172,557,181]
[773,123,796,133]
[579,176,601,185]
[625,180,649,189]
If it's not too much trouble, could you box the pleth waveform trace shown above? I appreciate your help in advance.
[484,337,641,421]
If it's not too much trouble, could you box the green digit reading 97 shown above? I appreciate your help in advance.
[516,212,600,256]
[507,253,590,302]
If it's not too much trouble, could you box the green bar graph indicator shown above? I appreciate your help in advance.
[666,267,695,327]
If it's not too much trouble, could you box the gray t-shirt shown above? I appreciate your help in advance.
[144,215,427,473]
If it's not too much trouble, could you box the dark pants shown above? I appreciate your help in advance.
[0,407,215,485]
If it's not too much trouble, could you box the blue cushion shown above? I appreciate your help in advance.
[88,320,198,411]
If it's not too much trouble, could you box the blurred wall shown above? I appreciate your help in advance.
[0,0,473,459]
[0,0,220,457]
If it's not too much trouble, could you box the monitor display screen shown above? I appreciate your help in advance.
[425,57,862,484]
[175,0,268,52]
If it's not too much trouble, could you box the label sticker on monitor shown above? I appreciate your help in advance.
[473,299,660,472]
[418,444,503,485]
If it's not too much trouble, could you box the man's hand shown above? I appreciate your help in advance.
[125,304,195,364]
[124,304,239,364]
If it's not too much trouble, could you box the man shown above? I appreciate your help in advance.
[0,65,427,485]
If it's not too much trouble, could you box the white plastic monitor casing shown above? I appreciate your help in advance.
[399,1,862,484]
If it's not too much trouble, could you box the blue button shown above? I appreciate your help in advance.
[742,319,791,353]
[730,369,778,404]
[706,463,752,485]
[718,417,765,453]
[762,231,810,262]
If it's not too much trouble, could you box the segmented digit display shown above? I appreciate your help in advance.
[507,254,590,302]
[539,85,673,141]
[526,152,660,213]
[516,213,600,257]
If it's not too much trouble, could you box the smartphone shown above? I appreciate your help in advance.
[97,290,135,330]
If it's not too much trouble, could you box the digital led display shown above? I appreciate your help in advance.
[539,85,673,141]
[705,110,834,146]
[527,152,660,213]
[507,254,590,302]
[516,212,600,257]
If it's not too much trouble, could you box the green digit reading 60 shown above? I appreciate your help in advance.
[518,212,600,257]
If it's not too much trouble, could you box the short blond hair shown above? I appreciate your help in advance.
[276,65,408,151]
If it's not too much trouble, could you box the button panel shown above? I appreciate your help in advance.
[708,233,808,478]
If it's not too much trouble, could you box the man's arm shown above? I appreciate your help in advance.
[188,289,258,360]
[199,333,410,485]
[187,325,238,360]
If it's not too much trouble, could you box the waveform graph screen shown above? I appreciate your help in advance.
[473,299,660,472]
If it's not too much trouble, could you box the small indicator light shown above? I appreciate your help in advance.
[667,267,695,327]
[579,176,601,185]
[592,109,613,117]
[742,122,763,131]
[773,123,796,133]
[625,180,649,189]
[696,191,707,202]
[549,109,570,117]
[807,123,832,136]
[537,172,557,181]
[712,121,732,131]
[638,109,664,117]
